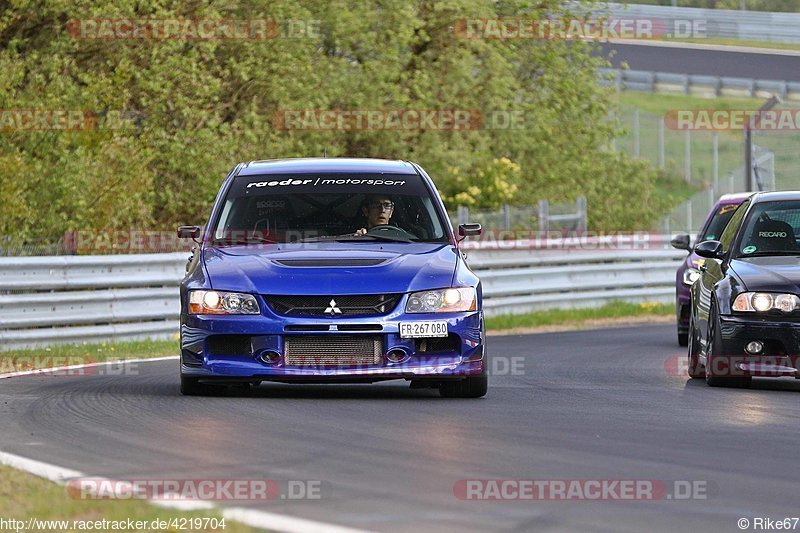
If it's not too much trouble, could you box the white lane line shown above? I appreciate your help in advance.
[604,38,800,57]
[0,449,371,533]
[0,356,179,379]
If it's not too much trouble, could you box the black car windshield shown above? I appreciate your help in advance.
[211,173,449,245]
[698,203,740,242]
[737,200,800,257]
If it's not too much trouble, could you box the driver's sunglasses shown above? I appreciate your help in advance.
[369,201,394,211]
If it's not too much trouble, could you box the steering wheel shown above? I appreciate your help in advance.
[367,224,416,239]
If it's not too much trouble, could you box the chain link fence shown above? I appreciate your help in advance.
[613,106,799,234]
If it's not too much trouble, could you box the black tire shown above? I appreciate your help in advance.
[678,331,688,347]
[705,302,751,388]
[439,375,488,398]
[687,312,704,379]
[180,374,209,396]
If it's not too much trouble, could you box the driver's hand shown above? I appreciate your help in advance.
[354,228,367,235]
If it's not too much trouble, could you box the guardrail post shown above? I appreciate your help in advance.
[712,132,719,184]
[577,197,587,232]
[501,204,510,230]
[684,129,692,183]
[538,199,549,233]
[457,205,469,225]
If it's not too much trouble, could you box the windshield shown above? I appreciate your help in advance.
[698,203,740,242]
[211,173,449,245]
[737,200,800,257]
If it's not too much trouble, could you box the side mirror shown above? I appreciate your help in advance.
[458,223,482,237]
[695,240,724,260]
[177,225,201,239]
[670,233,691,251]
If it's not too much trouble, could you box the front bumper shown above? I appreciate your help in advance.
[180,310,485,383]
[711,315,800,377]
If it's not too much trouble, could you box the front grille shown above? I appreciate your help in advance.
[284,335,382,366]
[265,294,401,317]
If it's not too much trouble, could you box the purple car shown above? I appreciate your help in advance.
[671,193,751,346]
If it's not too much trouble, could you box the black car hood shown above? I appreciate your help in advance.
[730,256,800,292]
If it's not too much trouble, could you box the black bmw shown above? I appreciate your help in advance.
[688,191,800,387]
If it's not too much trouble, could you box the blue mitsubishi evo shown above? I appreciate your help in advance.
[177,158,487,397]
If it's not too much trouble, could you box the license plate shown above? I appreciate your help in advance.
[399,321,448,338]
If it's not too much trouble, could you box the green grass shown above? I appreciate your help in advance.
[616,92,762,117]
[0,338,179,373]
[485,301,672,331]
[0,464,263,533]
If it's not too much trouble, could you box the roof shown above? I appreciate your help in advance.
[237,158,417,176]
[750,190,800,203]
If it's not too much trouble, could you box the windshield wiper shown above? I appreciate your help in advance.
[215,236,278,246]
[297,234,413,243]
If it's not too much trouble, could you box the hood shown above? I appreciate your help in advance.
[202,242,459,295]
[730,256,800,293]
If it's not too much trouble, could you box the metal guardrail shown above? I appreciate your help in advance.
[0,244,686,349]
[600,68,800,100]
[590,2,800,44]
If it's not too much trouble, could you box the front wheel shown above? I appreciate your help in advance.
[439,375,488,398]
[687,312,704,379]
[705,303,751,388]
[180,374,209,396]
[678,331,688,347]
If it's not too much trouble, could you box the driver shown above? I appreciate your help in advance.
[355,194,394,235]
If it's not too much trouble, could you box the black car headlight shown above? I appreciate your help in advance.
[682,268,701,286]
[732,292,800,313]
[189,290,260,315]
[405,287,477,313]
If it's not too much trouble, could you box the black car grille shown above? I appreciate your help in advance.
[264,294,401,317]
[284,335,383,366]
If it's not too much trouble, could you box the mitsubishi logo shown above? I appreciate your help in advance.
[324,299,342,315]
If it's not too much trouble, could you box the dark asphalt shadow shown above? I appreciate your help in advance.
[682,377,800,393]
[159,381,451,400]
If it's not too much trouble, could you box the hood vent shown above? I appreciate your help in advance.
[272,258,388,267]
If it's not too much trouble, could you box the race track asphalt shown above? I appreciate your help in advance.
[596,42,800,82]
[1,324,799,532]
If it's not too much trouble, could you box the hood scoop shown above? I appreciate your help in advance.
[272,258,388,267]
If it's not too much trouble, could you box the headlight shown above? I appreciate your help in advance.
[682,268,701,286]
[189,290,260,315]
[732,292,800,313]
[405,287,477,313]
